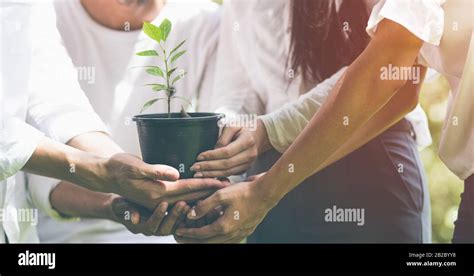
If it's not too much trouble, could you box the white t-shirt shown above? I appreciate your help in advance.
[211,0,432,153]
[1,0,107,243]
[27,0,220,243]
[366,0,473,180]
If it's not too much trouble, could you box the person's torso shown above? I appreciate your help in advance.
[35,0,220,243]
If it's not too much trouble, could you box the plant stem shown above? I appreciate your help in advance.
[162,42,171,118]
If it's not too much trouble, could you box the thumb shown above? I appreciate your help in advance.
[215,126,239,149]
[143,164,180,181]
[187,192,223,220]
[112,197,141,225]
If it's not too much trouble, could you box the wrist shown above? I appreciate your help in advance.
[254,119,272,155]
[250,175,283,211]
[67,149,110,193]
[101,193,121,222]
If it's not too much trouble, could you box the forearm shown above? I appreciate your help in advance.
[50,181,115,219]
[47,132,124,219]
[256,20,424,202]
[23,132,123,193]
[318,66,426,172]
[23,136,109,192]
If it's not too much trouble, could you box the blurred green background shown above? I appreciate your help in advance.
[419,74,463,243]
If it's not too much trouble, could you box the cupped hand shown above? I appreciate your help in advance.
[101,153,229,209]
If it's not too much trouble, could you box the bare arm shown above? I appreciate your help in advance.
[257,19,425,203]
[317,65,426,171]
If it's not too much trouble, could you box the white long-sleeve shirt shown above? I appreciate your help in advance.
[0,0,107,243]
[210,0,432,153]
[27,0,220,243]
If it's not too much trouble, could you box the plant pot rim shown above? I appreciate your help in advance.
[133,112,224,125]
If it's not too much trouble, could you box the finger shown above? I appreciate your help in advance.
[191,149,253,172]
[144,202,168,235]
[175,234,233,244]
[142,163,180,181]
[158,201,187,235]
[245,173,265,182]
[215,127,240,149]
[176,216,227,239]
[174,216,238,243]
[112,197,141,225]
[172,205,190,233]
[186,191,226,220]
[193,163,250,178]
[177,226,245,244]
[160,189,216,205]
[205,206,224,225]
[163,178,228,195]
[195,134,250,162]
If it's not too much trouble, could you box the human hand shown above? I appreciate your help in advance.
[108,195,191,236]
[190,126,258,178]
[174,174,276,243]
[98,153,229,209]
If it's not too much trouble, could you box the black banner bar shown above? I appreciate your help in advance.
[0,244,472,274]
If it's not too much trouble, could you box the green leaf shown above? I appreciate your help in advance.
[140,98,166,113]
[167,67,177,78]
[171,71,186,85]
[143,22,162,42]
[136,50,159,56]
[159,19,172,42]
[169,40,186,57]
[145,84,167,91]
[145,66,164,77]
[170,50,186,64]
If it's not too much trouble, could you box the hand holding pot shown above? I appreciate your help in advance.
[190,126,258,178]
[98,153,229,209]
[108,196,190,236]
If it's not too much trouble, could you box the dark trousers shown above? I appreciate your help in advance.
[453,175,474,243]
[248,119,427,243]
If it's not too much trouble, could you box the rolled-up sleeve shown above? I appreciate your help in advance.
[0,118,44,181]
[26,174,79,222]
[260,68,346,153]
[366,0,445,46]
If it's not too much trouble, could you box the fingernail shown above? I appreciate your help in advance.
[194,172,203,178]
[165,169,177,178]
[190,165,200,171]
[197,155,204,161]
[159,202,168,213]
[187,208,196,219]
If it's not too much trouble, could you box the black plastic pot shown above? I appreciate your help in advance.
[132,112,224,179]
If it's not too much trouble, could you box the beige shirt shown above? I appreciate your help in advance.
[367,0,473,179]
